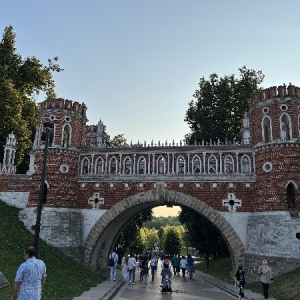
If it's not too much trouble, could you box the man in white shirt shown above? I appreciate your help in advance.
[127,253,137,284]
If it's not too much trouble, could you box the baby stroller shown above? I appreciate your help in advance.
[161,275,172,294]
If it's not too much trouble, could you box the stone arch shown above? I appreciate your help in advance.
[137,156,146,174]
[123,156,132,174]
[280,112,292,140]
[261,115,272,142]
[95,157,104,174]
[83,184,245,273]
[62,123,72,147]
[156,155,166,174]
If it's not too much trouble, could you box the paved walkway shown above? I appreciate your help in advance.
[73,268,275,300]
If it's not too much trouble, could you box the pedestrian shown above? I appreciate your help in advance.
[235,266,246,300]
[180,255,187,278]
[11,246,47,300]
[108,250,118,281]
[142,260,149,285]
[258,259,271,300]
[171,254,179,275]
[150,255,158,281]
[128,253,137,285]
[187,254,195,279]
[121,254,129,282]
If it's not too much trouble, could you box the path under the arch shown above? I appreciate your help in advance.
[84,183,245,272]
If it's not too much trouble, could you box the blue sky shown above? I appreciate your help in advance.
[1,0,300,144]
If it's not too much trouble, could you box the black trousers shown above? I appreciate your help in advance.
[262,282,269,299]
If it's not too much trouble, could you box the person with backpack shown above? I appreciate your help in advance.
[150,255,158,281]
[171,254,179,275]
[108,250,118,281]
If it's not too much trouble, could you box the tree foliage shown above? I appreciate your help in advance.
[185,66,264,145]
[121,209,153,254]
[143,216,181,230]
[0,25,63,172]
[178,207,229,267]
[160,225,184,255]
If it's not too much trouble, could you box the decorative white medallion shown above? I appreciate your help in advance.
[212,183,218,188]
[195,183,200,188]
[263,162,273,173]
[222,193,241,212]
[124,183,129,188]
[179,183,184,188]
[109,183,114,188]
[81,183,85,188]
[139,183,144,188]
[245,183,250,188]
[59,164,69,174]
[88,192,104,209]
[228,183,234,188]
[95,183,100,188]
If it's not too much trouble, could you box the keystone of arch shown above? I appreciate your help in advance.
[84,184,245,272]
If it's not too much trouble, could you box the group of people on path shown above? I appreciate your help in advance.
[110,250,272,300]
[110,251,195,286]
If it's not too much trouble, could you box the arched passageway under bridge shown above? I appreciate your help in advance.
[83,182,244,272]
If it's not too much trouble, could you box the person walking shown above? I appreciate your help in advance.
[142,260,149,285]
[235,266,246,300]
[11,246,47,300]
[180,255,187,278]
[171,254,179,275]
[187,254,194,279]
[121,254,129,282]
[150,255,158,281]
[108,250,118,281]
[128,253,137,285]
[258,259,271,300]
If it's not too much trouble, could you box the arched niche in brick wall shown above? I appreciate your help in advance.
[83,183,245,273]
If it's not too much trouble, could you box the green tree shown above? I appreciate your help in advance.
[105,133,128,147]
[161,225,182,255]
[179,207,229,268]
[185,66,264,145]
[121,209,153,254]
[143,216,181,230]
[0,25,63,172]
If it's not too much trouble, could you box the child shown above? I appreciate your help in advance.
[142,260,149,285]
[235,266,246,300]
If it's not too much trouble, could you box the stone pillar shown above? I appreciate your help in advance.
[219,152,223,174]
[172,153,175,174]
[119,154,122,174]
[148,154,151,174]
[152,153,156,174]
[105,153,108,175]
[133,154,136,174]
[187,153,190,174]
[235,152,239,174]
[203,152,206,174]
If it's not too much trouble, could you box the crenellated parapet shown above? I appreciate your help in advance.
[39,98,87,116]
[251,85,300,106]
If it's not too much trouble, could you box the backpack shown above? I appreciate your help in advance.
[109,254,115,267]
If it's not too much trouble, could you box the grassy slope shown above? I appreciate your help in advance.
[0,200,106,300]
[198,257,300,300]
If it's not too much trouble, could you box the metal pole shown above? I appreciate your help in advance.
[33,127,50,257]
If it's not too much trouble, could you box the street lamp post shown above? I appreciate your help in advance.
[33,122,53,256]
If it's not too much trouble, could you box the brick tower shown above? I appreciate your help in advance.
[250,85,300,212]
[28,98,87,208]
